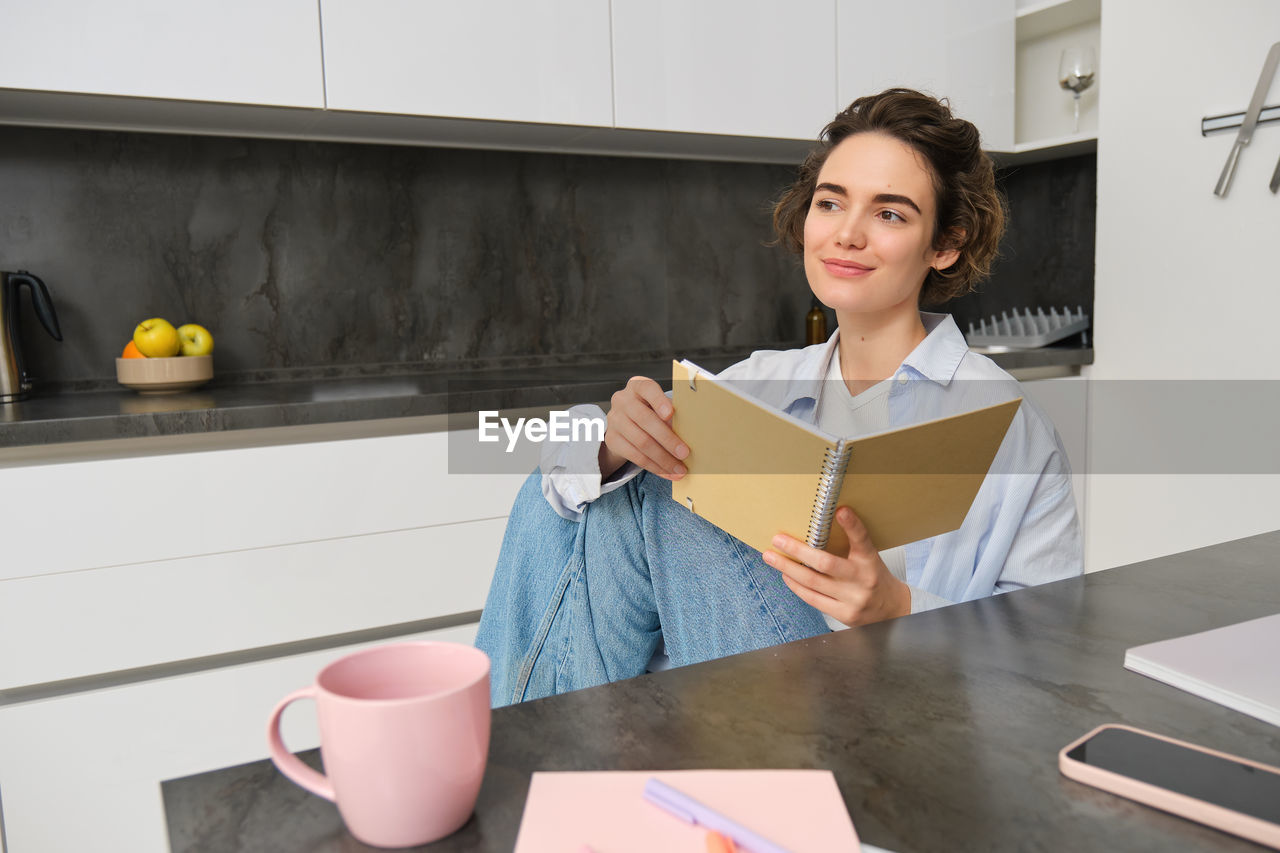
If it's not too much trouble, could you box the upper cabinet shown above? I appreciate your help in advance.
[1013,0,1101,150]
[837,0,1015,152]
[610,0,837,140]
[319,0,613,127]
[0,0,324,108]
[0,1,1086,163]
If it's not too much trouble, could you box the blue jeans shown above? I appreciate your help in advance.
[475,470,830,706]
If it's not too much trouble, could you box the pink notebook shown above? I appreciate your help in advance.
[513,769,860,853]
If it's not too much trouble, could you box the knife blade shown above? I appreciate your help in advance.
[1271,141,1280,193]
[1214,40,1280,197]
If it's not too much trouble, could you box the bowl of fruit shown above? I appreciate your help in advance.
[116,318,215,394]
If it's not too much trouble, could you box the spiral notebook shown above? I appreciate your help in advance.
[670,359,1020,555]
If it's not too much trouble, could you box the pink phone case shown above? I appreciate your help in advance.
[1059,723,1280,850]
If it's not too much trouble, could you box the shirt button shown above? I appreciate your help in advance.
[896,373,909,384]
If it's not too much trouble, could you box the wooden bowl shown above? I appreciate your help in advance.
[116,355,213,395]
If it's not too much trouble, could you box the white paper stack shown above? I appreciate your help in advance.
[1124,613,1280,727]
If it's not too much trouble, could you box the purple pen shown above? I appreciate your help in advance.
[642,778,794,853]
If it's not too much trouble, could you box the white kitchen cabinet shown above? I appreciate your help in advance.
[0,428,525,692]
[0,516,508,690]
[320,0,614,127]
[0,430,520,583]
[0,425,525,851]
[610,0,837,140]
[0,0,324,108]
[837,0,1016,151]
[1014,0,1100,147]
[0,623,477,853]
[0,0,1052,163]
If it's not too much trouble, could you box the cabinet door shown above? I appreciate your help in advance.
[0,0,324,108]
[320,0,613,127]
[611,0,837,140]
[836,0,1014,150]
[0,517,508,691]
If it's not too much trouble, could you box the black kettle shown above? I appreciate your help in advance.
[1,270,63,403]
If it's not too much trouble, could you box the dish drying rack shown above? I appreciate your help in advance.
[966,306,1090,348]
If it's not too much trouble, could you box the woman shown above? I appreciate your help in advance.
[476,89,1083,706]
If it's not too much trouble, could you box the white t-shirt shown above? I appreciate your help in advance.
[811,343,906,631]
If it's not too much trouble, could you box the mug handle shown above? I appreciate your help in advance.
[266,687,335,801]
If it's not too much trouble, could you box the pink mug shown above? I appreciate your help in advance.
[267,642,491,848]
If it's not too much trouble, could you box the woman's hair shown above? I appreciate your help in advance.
[772,88,1006,306]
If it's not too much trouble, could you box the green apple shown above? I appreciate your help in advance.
[177,323,215,357]
[133,318,181,358]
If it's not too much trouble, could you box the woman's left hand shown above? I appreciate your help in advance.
[762,506,911,627]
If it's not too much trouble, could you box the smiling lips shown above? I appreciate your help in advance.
[822,258,874,278]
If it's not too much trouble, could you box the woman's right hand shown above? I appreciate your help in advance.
[598,376,691,481]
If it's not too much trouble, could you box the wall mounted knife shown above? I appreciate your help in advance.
[1214,40,1280,198]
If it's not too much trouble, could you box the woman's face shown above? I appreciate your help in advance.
[803,132,958,320]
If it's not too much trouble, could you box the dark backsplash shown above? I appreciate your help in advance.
[956,155,1098,334]
[0,125,1093,387]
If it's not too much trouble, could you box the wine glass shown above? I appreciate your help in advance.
[1058,46,1096,134]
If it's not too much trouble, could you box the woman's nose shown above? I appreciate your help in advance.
[835,214,865,249]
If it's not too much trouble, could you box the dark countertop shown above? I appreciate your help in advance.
[163,528,1279,853]
[0,346,1092,449]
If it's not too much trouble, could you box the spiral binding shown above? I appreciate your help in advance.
[807,440,853,549]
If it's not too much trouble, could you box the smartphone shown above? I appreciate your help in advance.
[1059,724,1280,849]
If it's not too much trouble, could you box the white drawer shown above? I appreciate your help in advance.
[0,430,526,581]
[0,517,505,691]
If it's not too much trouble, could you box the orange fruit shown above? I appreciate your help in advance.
[121,340,145,359]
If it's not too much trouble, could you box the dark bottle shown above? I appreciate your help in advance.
[805,300,827,346]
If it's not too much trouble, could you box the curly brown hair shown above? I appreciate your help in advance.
[772,88,1006,307]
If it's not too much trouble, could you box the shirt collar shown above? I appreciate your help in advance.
[783,311,969,410]
[901,312,968,386]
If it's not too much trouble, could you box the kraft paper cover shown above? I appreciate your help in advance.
[670,360,1020,554]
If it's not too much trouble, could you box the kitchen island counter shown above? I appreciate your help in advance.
[162,529,1280,853]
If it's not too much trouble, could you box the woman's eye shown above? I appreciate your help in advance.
[877,209,905,223]
[814,198,840,212]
